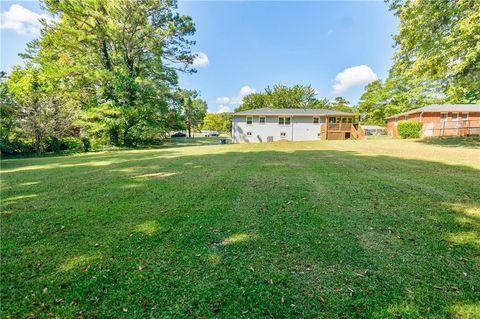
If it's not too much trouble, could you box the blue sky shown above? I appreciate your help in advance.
[1,0,397,112]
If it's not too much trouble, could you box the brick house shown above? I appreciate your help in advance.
[386,104,480,137]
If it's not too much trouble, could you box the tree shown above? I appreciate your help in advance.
[358,76,446,125]
[202,112,232,133]
[238,93,270,112]
[388,0,480,103]
[236,84,319,111]
[329,97,354,113]
[7,66,77,156]
[31,0,197,146]
[357,80,389,125]
[0,72,17,150]
[178,91,207,137]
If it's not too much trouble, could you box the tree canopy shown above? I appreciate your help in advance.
[359,0,479,124]
[236,84,354,113]
[1,0,203,155]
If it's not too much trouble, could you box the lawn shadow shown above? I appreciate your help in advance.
[1,147,479,318]
[415,136,480,149]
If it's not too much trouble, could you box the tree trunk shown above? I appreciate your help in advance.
[35,132,42,157]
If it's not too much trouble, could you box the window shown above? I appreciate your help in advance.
[341,118,348,123]
[328,117,337,123]
[278,117,291,125]
[246,117,253,125]
[452,112,459,121]
[346,118,353,123]
[259,117,266,124]
[313,117,319,124]
[319,117,326,123]
[462,113,469,120]
[440,113,447,122]
[280,132,286,137]
[246,132,252,136]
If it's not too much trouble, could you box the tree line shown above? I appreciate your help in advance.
[236,84,354,113]
[357,0,479,125]
[0,0,208,156]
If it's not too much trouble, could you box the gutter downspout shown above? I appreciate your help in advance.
[291,115,294,141]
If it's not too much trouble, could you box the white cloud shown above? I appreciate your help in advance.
[332,65,378,94]
[239,85,256,96]
[192,52,209,67]
[215,96,230,105]
[0,4,51,35]
[216,85,256,107]
[217,105,231,113]
[230,95,243,105]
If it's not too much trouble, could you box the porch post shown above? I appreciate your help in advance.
[325,117,329,140]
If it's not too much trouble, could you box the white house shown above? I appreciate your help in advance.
[232,108,364,143]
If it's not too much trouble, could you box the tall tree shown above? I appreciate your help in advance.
[358,76,446,125]
[329,96,354,112]
[7,66,78,156]
[237,84,319,111]
[31,0,196,146]
[0,72,17,150]
[388,0,480,103]
[178,91,207,137]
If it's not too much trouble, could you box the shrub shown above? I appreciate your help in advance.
[397,120,422,139]
[81,137,91,152]
[60,137,84,152]
[0,138,35,155]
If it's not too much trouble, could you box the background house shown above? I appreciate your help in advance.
[362,125,386,136]
[232,108,364,143]
[386,104,480,137]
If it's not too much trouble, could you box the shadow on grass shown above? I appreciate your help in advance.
[415,136,480,149]
[1,148,479,318]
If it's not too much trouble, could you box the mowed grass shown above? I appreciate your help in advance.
[1,139,479,318]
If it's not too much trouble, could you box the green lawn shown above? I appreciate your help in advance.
[1,139,479,318]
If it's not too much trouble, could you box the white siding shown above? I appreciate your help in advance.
[232,115,324,143]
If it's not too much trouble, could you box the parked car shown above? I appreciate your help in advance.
[171,132,186,138]
[210,131,220,137]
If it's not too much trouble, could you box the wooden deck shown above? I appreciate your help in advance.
[320,123,365,140]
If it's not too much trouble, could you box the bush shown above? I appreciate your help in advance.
[44,136,85,153]
[0,138,35,155]
[82,137,91,152]
[397,120,422,139]
[59,137,84,152]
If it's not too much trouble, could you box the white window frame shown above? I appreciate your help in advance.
[246,116,253,125]
[461,112,469,120]
[313,117,319,124]
[278,117,291,126]
[452,112,459,121]
[259,116,266,124]
[440,112,448,122]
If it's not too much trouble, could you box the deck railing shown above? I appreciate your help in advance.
[327,123,353,131]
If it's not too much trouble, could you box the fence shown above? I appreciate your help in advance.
[422,120,480,137]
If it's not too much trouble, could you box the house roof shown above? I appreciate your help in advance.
[233,108,354,116]
[386,104,480,119]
